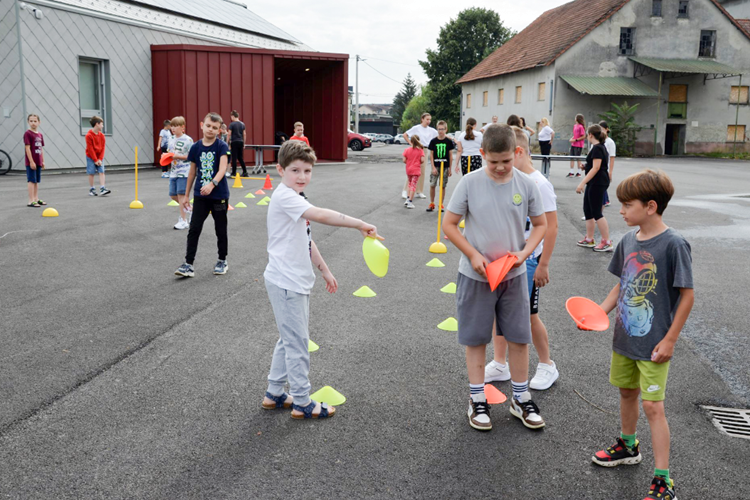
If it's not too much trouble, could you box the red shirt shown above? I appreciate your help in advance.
[290,135,310,146]
[86,130,106,161]
[402,147,424,176]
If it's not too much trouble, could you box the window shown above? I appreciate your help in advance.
[652,0,662,16]
[78,57,111,134]
[730,86,749,104]
[727,125,746,142]
[619,28,636,56]
[678,1,689,18]
[466,94,472,108]
[537,82,546,101]
[515,86,522,103]
[699,30,716,58]
[483,91,488,107]
[498,88,504,105]
[668,84,688,119]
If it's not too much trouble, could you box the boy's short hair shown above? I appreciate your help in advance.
[598,120,610,131]
[616,169,675,215]
[436,120,447,128]
[231,110,239,118]
[163,119,171,126]
[278,140,317,168]
[90,116,103,127]
[482,123,516,154]
[170,116,186,127]
[294,121,303,129]
[28,114,40,122]
[204,112,223,125]
[511,126,529,154]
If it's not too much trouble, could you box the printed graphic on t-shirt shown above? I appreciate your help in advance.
[617,250,659,337]
[306,219,311,256]
[199,151,216,186]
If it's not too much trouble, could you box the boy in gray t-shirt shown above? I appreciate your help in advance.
[589,169,693,500]
[443,124,547,432]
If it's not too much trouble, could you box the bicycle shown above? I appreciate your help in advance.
[0,149,11,175]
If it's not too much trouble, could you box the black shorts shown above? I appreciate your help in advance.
[570,146,582,156]
[583,183,608,220]
[460,155,482,176]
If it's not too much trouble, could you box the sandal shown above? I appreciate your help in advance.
[291,400,335,420]
[262,391,293,410]
[36,199,47,206]
[27,202,39,207]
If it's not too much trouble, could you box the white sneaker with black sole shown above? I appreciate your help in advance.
[530,361,559,390]
[484,360,511,383]
[510,391,545,429]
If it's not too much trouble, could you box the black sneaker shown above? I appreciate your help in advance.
[644,477,676,500]
[566,173,575,178]
[175,263,195,277]
[591,437,642,467]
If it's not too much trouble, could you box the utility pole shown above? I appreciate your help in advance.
[355,55,360,134]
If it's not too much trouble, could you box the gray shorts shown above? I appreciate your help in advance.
[456,272,532,346]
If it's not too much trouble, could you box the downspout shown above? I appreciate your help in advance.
[654,71,662,156]
[734,74,742,159]
[14,0,29,134]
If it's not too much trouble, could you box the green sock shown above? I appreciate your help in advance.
[654,468,670,482]
[620,432,637,449]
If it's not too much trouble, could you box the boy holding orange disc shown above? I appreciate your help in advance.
[590,169,693,500]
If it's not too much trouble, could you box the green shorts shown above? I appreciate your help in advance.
[609,351,670,401]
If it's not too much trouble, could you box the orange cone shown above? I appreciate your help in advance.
[263,174,273,190]
[486,254,518,292]
[228,204,234,211]
[255,189,266,195]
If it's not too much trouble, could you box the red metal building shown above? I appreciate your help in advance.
[151,45,349,163]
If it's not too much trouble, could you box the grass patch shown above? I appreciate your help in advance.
[689,152,750,160]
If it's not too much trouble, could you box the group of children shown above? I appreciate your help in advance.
[23,114,110,207]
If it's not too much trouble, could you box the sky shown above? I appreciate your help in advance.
[247,1,571,104]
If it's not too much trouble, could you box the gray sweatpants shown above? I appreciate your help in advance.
[265,281,312,407]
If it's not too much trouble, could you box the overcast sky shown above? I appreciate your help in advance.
[247,1,571,104]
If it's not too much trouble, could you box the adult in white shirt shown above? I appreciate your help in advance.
[455,117,483,175]
[537,117,555,156]
[480,115,499,133]
[401,113,438,199]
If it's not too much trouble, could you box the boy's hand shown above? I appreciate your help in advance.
[651,338,675,363]
[199,183,214,196]
[508,251,527,268]
[322,270,338,294]
[432,167,438,176]
[447,168,452,177]
[470,253,489,278]
[575,182,585,194]
[29,162,36,170]
[360,223,384,241]
[534,263,550,287]
[182,199,192,212]
[40,163,45,170]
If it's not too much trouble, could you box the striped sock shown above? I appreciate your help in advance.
[469,383,484,397]
[511,380,528,400]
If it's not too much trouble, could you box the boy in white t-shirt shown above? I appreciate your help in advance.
[167,116,194,230]
[599,121,616,207]
[261,141,383,420]
[485,127,560,390]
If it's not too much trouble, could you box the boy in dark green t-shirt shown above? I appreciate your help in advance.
[426,120,454,212]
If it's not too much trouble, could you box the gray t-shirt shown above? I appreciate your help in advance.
[608,228,693,361]
[447,168,544,283]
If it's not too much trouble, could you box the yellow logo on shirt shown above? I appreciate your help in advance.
[513,193,523,206]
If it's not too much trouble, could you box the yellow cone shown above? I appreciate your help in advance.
[426,258,445,268]
[244,192,256,199]
[440,282,456,294]
[308,340,320,352]
[234,202,247,208]
[42,207,59,217]
[459,219,465,229]
[261,196,271,203]
[232,173,243,188]
[429,241,447,254]
[129,200,144,209]
[353,286,376,297]
[437,317,458,331]
[310,386,346,406]
[257,198,269,206]
[167,200,179,206]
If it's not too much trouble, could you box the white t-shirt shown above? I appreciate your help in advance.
[523,169,557,258]
[457,130,483,157]
[480,122,498,132]
[264,183,315,295]
[604,137,616,158]
[538,126,554,141]
[405,124,438,150]
[159,129,172,148]
[168,134,194,178]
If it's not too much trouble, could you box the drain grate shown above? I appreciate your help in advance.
[702,406,750,440]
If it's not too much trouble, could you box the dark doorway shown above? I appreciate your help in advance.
[665,124,685,155]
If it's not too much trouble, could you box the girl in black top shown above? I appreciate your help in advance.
[575,124,613,252]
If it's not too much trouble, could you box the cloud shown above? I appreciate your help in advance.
[247,1,569,103]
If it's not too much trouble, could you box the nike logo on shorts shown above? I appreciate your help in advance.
[646,385,661,393]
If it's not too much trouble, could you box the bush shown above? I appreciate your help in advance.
[599,102,641,157]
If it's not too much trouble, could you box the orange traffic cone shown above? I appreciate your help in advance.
[228,204,235,211]
[263,174,273,190]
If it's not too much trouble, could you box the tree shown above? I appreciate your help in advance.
[420,8,515,130]
[391,74,417,131]
[599,102,641,157]
[400,94,430,132]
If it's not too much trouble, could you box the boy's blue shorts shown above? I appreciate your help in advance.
[169,177,188,196]
[26,166,41,183]
[86,157,105,175]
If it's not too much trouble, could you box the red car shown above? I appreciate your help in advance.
[347,130,372,151]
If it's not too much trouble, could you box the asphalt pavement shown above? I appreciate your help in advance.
[1,151,749,499]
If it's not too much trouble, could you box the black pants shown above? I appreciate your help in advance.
[185,197,228,264]
[539,140,551,156]
[230,142,247,175]
[583,183,608,221]
[160,146,169,172]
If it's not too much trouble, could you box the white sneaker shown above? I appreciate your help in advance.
[468,394,492,431]
[180,218,190,229]
[484,360,511,383]
[405,201,415,209]
[173,218,188,230]
[401,190,407,199]
[581,216,586,221]
[416,193,427,199]
[510,391,545,429]
[530,361,559,391]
